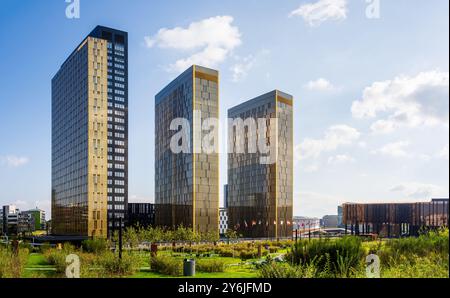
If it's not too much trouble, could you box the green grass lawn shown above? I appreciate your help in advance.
[129,266,258,278]
[26,253,50,267]
[22,253,58,278]
[130,251,260,278]
[22,252,260,278]
[15,233,449,279]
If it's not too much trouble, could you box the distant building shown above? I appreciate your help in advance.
[337,205,344,228]
[219,208,228,235]
[432,198,450,203]
[21,208,46,231]
[292,216,320,230]
[1,206,46,235]
[321,215,339,228]
[343,198,449,237]
[18,212,33,234]
[1,205,19,235]
[128,203,155,228]
[0,208,3,234]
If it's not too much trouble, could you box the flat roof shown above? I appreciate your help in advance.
[228,90,293,116]
[155,65,218,105]
[53,25,128,80]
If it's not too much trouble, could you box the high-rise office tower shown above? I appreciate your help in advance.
[155,65,219,234]
[52,26,128,237]
[228,90,293,238]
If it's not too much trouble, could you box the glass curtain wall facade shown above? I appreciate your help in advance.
[51,26,128,237]
[228,90,293,238]
[155,65,219,234]
[88,26,129,234]
[52,37,108,237]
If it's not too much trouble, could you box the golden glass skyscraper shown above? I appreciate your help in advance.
[228,90,293,238]
[51,36,109,237]
[155,65,219,234]
[52,26,128,237]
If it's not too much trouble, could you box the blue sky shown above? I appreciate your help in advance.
[0,0,449,218]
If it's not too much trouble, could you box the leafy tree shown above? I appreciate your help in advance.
[225,229,238,243]
[203,230,220,243]
[124,227,139,249]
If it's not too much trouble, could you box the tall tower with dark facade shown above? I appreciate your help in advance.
[155,65,219,234]
[51,26,128,237]
[228,90,293,238]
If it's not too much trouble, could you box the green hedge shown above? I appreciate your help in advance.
[196,259,226,273]
[150,255,182,276]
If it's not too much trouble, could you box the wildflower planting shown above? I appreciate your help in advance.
[1,227,447,278]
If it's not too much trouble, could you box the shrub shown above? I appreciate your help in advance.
[240,250,257,260]
[380,229,449,266]
[44,249,68,273]
[196,259,225,273]
[44,244,101,276]
[0,246,29,278]
[97,252,141,277]
[150,255,182,276]
[82,238,108,254]
[258,262,303,278]
[218,248,234,258]
[268,246,278,253]
[174,246,184,253]
[277,240,293,248]
[286,237,364,277]
[381,253,449,278]
[38,243,52,254]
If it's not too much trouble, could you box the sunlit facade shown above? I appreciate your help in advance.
[52,36,108,237]
[51,26,128,237]
[89,26,129,234]
[155,65,219,234]
[228,90,293,238]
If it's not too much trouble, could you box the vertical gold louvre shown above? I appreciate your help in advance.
[86,37,108,238]
[227,90,293,238]
[192,66,220,235]
[155,65,219,236]
[52,37,108,237]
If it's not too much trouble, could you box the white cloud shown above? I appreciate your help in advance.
[328,154,355,165]
[230,57,254,82]
[305,78,336,91]
[295,124,360,160]
[352,71,450,134]
[371,141,411,158]
[390,182,446,200]
[230,50,270,82]
[369,119,396,134]
[358,141,367,148]
[438,144,449,160]
[303,164,320,173]
[145,16,242,72]
[289,0,348,27]
[418,154,432,162]
[0,155,29,167]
